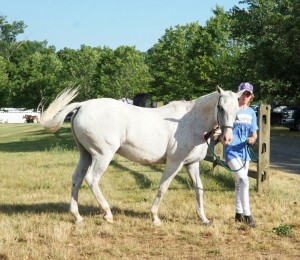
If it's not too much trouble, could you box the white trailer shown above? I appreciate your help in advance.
[0,108,40,123]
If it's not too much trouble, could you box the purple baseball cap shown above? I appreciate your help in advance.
[238,82,253,94]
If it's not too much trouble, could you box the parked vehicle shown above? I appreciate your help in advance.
[271,105,287,125]
[282,106,300,131]
[250,104,285,125]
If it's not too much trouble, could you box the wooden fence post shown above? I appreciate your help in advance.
[256,104,271,192]
[247,104,270,192]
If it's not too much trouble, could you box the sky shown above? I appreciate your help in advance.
[1,0,244,52]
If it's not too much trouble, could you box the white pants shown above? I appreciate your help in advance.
[227,158,251,216]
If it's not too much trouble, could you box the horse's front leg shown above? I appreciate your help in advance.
[185,162,210,225]
[151,161,183,226]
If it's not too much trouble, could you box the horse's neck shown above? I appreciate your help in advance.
[194,92,219,130]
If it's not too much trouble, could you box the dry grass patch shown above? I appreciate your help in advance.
[0,124,299,259]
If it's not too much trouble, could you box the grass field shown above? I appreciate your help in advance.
[0,124,299,259]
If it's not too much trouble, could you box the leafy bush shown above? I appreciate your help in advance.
[272,224,293,236]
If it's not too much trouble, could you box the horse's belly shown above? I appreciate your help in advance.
[117,145,166,164]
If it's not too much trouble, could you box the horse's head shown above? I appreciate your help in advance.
[216,87,244,145]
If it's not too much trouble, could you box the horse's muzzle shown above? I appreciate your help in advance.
[220,126,233,146]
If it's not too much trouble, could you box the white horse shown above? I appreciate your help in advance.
[40,87,243,226]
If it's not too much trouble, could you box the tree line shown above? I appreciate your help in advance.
[0,0,299,109]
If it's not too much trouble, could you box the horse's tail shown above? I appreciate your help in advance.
[40,87,81,133]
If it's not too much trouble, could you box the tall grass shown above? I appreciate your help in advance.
[0,124,299,259]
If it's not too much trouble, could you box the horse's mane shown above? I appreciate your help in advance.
[157,91,219,115]
[195,91,218,102]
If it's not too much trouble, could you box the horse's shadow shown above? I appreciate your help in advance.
[110,160,193,190]
[0,202,150,220]
[111,159,234,191]
[0,202,73,215]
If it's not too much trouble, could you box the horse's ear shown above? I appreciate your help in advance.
[217,86,225,95]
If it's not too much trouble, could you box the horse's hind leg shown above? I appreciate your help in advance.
[70,146,91,224]
[84,152,115,223]
[185,162,210,225]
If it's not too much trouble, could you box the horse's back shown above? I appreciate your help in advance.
[72,98,173,163]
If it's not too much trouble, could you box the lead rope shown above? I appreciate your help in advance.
[247,144,258,163]
[205,138,258,173]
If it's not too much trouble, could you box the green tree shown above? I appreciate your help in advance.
[0,15,57,108]
[205,6,243,91]
[0,56,9,105]
[147,23,194,102]
[0,15,27,61]
[147,21,237,101]
[11,51,62,108]
[57,45,102,100]
[95,46,151,99]
[3,40,58,108]
[230,0,300,104]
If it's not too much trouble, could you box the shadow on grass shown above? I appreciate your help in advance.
[110,160,193,190]
[202,170,235,191]
[111,207,150,219]
[110,160,154,189]
[0,202,150,220]
[0,128,76,152]
[111,160,234,191]
[0,202,103,217]
[0,202,72,215]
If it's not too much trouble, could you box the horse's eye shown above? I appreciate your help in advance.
[218,105,224,112]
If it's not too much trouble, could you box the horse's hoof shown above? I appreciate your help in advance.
[203,221,211,226]
[153,219,162,226]
[104,215,114,224]
[74,219,84,225]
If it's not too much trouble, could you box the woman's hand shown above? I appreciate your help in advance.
[212,128,222,137]
[247,137,256,145]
